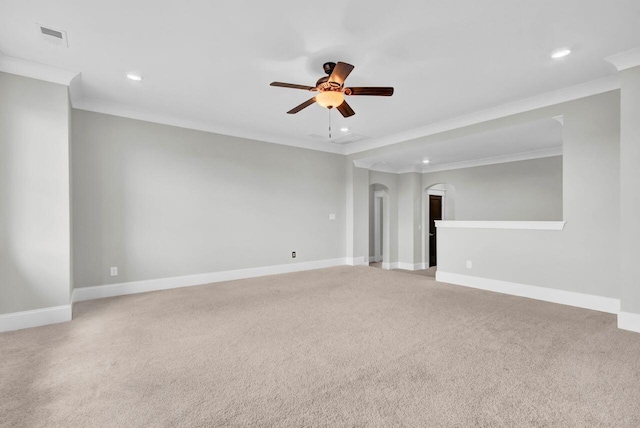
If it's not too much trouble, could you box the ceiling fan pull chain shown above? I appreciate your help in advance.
[328,108,332,139]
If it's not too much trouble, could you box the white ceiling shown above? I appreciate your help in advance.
[355,118,563,173]
[1,0,639,154]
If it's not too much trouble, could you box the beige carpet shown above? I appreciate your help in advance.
[1,266,640,427]
[369,261,437,277]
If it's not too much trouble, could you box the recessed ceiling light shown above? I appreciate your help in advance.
[340,127,349,132]
[551,48,571,59]
[422,159,430,164]
[126,73,143,81]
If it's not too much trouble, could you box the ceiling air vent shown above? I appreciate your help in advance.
[36,24,68,46]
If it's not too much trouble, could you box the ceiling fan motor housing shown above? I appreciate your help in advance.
[322,62,337,75]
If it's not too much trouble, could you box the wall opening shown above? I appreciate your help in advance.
[422,183,456,270]
[369,183,391,270]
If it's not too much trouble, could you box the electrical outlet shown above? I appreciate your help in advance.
[292,251,296,259]
[110,266,118,276]
[466,261,472,269]
[329,213,336,220]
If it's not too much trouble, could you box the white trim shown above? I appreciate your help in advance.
[435,271,620,314]
[0,305,72,333]
[346,256,366,266]
[344,75,619,155]
[424,188,447,268]
[368,163,399,174]
[353,147,562,174]
[427,189,446,196]
[435,220,566,230]
[421,147,562,173]
[373,192,383,262]
[355,147,563,174]
[368,255,382,263]
[73,98,345,155]
[605,48,640,72]
[396,262,422,271]
[381,262,399,270]
[618,311,640,333]
[0,51,79,86]
[74,258,347,302]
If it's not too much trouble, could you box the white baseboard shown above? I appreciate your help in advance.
[346,256,366,266]
[0,304,72,333]
[618,311,640,333]
[368,256,382,263]
[396,262,423,271]
[74,258,347,303]
[382,262,399,270]
[435,271,620,314]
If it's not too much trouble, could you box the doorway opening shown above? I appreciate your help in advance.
[428,194,442,267]
[422,183,456,274]
[369,184,390,269]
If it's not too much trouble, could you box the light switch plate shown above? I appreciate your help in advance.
[110,266,118,276]
[329,214,336,220]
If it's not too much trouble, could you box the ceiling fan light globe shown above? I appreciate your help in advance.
[316,91,344,109]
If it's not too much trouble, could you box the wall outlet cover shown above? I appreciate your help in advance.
[110,266,118,276]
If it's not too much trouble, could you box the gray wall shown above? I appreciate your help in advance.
[620,66,640,313]
[0,72,71,314]
[423,156,563,221]
[72,110,346,288]
[437,91,620,299]
[398,173,422,265]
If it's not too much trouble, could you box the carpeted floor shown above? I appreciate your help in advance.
[1,266,640,427]
[369,262,437,277]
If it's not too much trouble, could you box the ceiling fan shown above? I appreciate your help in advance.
[270,61,394,118]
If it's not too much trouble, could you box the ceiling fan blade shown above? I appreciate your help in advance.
[328,62,355,85]
[270,82,315,91]
[346,87,394,96]
[287,97,316,114]
[337,100,355,118]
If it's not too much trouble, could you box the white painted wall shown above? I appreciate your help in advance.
[422,156,563,221]
[72,110,346,288]
[0,72,71,314]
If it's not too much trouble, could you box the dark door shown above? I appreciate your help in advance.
[429,195,443,267]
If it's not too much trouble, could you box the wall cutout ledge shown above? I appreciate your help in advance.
[435,221,566,230]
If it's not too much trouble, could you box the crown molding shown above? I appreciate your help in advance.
[355,147,562,174]
[421,147,562,173]
[605,47,640,71]
[367,163,404,174]
[344,76,619,155]
[0,50,622,157]
[72,97,345,154]
[0,51,79,86]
